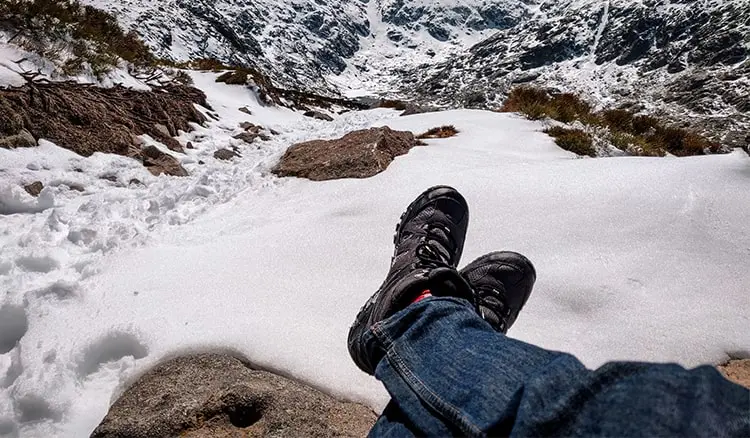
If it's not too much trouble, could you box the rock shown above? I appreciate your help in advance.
[198,160,205,165]
[91,353,376,438]
[274,126,420,181]
[0,129,37,149]
[141,145,188,177]
[128,178,144,187]
[233,132,260,144]
[303,110,334,122]
[23,181,44,197]
[401,105,440,116]
[717,359,750,389]
[153,123,171,138]
[269,128,280,136]
[238,107,253,115]
[214,148,240,160]
[239,122,257,130]
[186,141,194,149]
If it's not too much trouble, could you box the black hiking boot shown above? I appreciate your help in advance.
[348,186,474,375]
[460,251,536,333]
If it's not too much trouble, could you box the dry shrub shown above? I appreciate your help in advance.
[499,86,550,119]
[500,87,592,123]
[417,125,459,139]
[602,109,634,132]
[545,126,596,157]
[0,0,155,74]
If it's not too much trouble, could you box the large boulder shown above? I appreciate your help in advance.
[274,126,420,181]
[91,353,376,438]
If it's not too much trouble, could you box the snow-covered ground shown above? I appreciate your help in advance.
[1,73,749,437]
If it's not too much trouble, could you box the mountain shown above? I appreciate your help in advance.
[80,0,749,146]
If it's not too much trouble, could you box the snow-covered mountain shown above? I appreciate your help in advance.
[410,0,750,147]
[82,0,749,146]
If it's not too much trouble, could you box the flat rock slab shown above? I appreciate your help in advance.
[273,126,420,181]
[91,353,376,438]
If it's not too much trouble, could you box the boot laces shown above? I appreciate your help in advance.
[414,224,454,269]
[477,285,511,330]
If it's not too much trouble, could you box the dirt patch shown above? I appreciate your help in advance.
[273,126,420,181]
[92,353,376,438]
[0,82,208,174]
[718,359,750,389]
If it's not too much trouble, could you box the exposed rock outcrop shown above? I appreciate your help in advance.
[274,126,420,181]
[0,82,207,169]
[91,353,376,438]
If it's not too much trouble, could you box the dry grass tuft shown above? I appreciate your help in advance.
[417,125,459,139]
[501,85,722,157]
[544,127,596,157]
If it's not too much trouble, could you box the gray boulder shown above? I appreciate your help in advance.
[91,353,376,438]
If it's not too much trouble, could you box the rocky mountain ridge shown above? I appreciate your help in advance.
[48,0,750,147]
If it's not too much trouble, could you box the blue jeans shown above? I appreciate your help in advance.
[363,297,750,437]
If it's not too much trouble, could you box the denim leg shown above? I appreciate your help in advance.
[364,297,750,437]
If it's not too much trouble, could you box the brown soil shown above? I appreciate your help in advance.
[0,82,208,173]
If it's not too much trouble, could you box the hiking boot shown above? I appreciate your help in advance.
[460,251,536,333]
[348,185,474,375]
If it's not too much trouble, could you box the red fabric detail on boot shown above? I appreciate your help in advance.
[411,289,433,304]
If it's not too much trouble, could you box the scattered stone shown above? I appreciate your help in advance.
[718,359,750,389]
[274,126,420,181]
[23,181,43,197]
[198,160,205,165]
[141,145,188,177]
[269,128,280,136]
[186,141,194,149]
[303,110,334,122]
[128,178,144,187]
[66,183,86,192]
[239,122,257,130]
[100,174,118,182]
[214,148,240,160]
[0,129,36,149]
[239,107,253,115]
[258,133,271,142]
[233,132,259,144]
[91,353,376,438]
[401,105,441,117]
[153,123,171,138]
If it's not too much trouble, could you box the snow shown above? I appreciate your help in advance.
[1,73,749,437]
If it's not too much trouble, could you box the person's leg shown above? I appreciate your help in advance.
[366,296,750,437]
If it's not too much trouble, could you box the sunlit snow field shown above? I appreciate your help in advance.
[1,73,749,437]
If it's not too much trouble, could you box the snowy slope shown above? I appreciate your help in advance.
[1,74,749,437]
